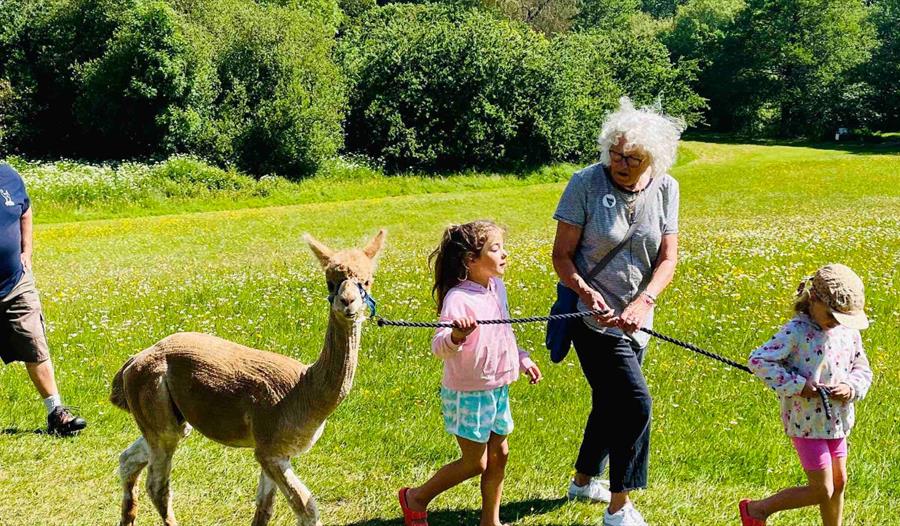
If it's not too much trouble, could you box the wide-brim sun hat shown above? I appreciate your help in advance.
[811,264,869,330]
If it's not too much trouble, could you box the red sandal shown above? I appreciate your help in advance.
[398,487,428,526]
[739,499,766,526]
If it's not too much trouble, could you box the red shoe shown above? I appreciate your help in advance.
[398,488,428,526]
[739,499,765,526]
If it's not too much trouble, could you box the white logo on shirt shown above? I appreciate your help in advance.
[0,190,13,207]
[602,194,616,208]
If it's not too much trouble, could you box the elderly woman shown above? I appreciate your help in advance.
[551,97,684,526]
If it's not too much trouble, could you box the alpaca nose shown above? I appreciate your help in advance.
[335,281,362,315]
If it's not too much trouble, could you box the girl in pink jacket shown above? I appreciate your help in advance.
[399,220,542,526]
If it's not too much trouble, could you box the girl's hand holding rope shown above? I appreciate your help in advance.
[799,378,835,421]
[449,316,477,345]
[799,377,822,399]
[824,383,853,402]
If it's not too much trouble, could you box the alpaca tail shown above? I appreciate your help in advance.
[109,356,136,412]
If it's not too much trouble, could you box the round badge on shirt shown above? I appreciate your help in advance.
[602,194,616,208]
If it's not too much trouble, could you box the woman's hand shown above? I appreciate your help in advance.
[524,364,543,384]
[618,296,653,333]
[450,316,477,344]
[580,288,618,327]
[824,383,853,402]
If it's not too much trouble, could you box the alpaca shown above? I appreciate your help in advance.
[109,230,385,526]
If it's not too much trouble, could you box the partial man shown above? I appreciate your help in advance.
[0,163,85,436]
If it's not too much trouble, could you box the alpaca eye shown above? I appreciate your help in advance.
[364,279,372,288]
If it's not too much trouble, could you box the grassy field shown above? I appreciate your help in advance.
[0,141,897,525]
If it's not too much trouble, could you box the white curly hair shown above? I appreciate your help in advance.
[598,97,686,177]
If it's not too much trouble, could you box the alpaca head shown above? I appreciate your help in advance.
[304,229,386,323]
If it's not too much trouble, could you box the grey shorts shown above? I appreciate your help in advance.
[0,269,51,365]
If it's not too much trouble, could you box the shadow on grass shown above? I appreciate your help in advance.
[683,131,900,155]
[1,427,45,435]
[346,497,571,526]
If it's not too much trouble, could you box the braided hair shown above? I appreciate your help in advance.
[429,220,501,313]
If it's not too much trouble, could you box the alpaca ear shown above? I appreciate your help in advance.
[304,234,334,268]
[363,229,387,259]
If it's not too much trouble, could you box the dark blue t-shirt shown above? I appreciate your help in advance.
[0,164,29,298]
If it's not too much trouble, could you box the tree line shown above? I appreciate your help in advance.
[0,0,896,177]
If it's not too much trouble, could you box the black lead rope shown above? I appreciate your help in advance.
[372,309,835,421]
[374,309,750,371]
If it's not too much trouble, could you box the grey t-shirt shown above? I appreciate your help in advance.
[553,163,679,347]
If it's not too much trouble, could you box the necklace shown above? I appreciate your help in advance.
[605,167,651,223]
[621,191,639,222]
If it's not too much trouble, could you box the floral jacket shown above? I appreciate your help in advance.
[748,314,873,439]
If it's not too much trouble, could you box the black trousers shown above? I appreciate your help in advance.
[572,321,651,493]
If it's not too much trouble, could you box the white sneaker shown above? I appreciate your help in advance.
[567,477,611,503]
[603,502,648,526]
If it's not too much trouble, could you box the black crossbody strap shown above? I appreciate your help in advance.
[583,172,664,281]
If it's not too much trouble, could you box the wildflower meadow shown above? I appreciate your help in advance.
[0,141,897,525]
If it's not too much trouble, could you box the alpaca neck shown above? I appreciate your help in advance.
[305,312,362,416]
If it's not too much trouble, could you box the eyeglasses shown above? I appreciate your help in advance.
[609,149,646,168]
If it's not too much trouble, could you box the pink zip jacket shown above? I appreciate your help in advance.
[432,277,536,392]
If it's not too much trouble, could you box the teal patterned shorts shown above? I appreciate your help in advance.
[440,384,514,443]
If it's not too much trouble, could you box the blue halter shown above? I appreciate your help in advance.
[360,283,377,318]
[327,281,377,318]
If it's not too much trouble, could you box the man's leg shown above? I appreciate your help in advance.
[25,358,59,400]
[25,359,84,435]
[7,284,86,436]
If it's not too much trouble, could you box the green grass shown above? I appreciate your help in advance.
[0,141,898,525]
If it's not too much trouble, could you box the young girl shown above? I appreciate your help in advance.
[398,220,542,526]
[740,264,873,526]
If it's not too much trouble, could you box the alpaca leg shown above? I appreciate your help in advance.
[251,468,278,526]
[119,437,150,526]
[146,439,180,526]
[258,456,320,526]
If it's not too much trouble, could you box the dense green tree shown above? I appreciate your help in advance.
[483,0,579,33]
[663,0,744,66]
[606,22,705,124]
[865,0,900,130]
[337,0,378,19]
[340,5,553,170]
[572,0,639,30]
[707,0,876,136]
[75,1,216,157]
[0,0,134,155]
[640,0,685,18]
[0,0,345,176]
[175,0,346,177]
[339,4,703,169]
[540,27,704,160]
[537,31,624,159]
[0,79,12,153]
